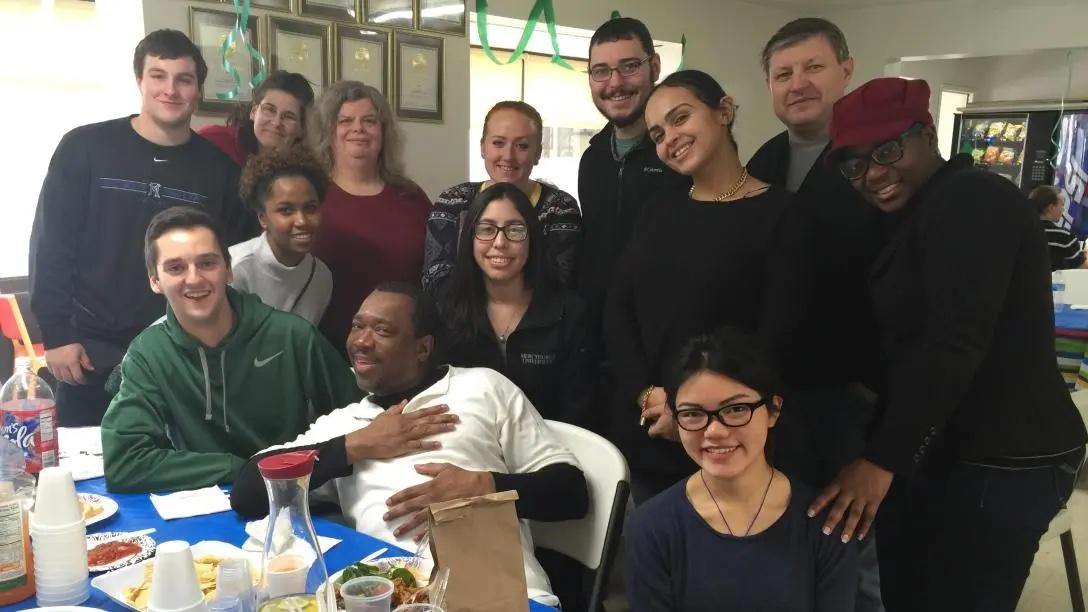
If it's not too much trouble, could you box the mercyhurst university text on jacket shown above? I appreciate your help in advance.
[101,289,362,493]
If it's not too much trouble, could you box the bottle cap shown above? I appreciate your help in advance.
[257,450,318,480]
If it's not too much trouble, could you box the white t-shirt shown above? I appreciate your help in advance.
[229,234,332,326]
[266,366,579,606]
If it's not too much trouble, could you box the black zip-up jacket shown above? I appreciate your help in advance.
[29,117,253,354]
[747,131,885,387]
[866,154,1087,475]
[440,290,597,429]
[576,124,690,346]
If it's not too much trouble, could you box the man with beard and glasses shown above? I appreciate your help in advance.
[577,16,688,435]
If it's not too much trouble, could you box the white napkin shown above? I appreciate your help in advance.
[57,427,104,481]
[242,514,341,558]
[150,485,232,520]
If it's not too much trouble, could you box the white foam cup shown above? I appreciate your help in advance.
[31,467,82,527]
[147,541,208,612]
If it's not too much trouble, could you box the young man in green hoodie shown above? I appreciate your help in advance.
[101,206,361,493]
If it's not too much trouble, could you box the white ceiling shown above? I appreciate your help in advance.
[748,0,1078,9]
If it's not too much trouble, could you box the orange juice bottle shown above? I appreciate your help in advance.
[0,480,34,604]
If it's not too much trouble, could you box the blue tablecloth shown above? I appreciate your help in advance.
[1,478,554,611]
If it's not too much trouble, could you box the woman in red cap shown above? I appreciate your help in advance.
[811,76,1088,612]
[604,69,809,504]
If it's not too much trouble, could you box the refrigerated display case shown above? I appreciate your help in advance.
[952,107,1061,193]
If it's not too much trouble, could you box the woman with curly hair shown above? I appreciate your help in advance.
[230,145,332,325]
[308,81,430,349]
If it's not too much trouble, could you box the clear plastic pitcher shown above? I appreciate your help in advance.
[255,451,334,612]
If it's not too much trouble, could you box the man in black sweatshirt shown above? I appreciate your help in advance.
[29,29,252,426]
[812,77,1088,612]
[231,283,588,608]
[577,17,688,436]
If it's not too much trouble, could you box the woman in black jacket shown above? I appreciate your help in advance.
[437,182,595,428]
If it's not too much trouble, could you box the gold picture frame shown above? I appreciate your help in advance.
[298,0,360,22]
[418,0,465,36]
[364,0,414,30]
[268,17,331,95]
[190,7,262,114]
[333,23,391,96]
[394,31,443,122]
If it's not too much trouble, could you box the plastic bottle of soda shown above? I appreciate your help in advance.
[0,358,58,474]
[0,439,35,604]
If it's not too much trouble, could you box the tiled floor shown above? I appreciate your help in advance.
[601,486,1088,612]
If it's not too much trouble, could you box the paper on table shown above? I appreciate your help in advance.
[150,485,232,520]
[58,426,104,481]
[242,516,341,555]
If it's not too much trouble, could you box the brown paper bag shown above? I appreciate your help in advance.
[427,490,529,612]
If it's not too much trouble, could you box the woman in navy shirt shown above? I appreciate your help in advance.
[625,327,857,611]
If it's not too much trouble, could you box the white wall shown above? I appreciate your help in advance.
[486,0,796,158]
[981,48,1088,102]
[141,0,469,201]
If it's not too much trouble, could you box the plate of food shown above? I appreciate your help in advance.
[79,493,118,526]
[87,532,157,573]
[319,557,434,610]
[90,540,256,611]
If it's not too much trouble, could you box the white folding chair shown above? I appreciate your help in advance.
[530,420,629,611]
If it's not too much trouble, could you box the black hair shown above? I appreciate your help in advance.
[144,206,231,276]
[1029,185,1062,215]
[664,327,783,414]
[373,281,439,340]
[133,29,208,88]
[228,71,316,155]
[761,17,850,76]
[652,69,738,151]
[439,183,557,350]
[238,145,328,214]
[590,16,654,57]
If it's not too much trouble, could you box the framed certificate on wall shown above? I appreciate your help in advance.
[190,7,262,114]
[364,0,413,29]
[333,24,390,95]
[394,31,443,121]
[268,17,331,94]
[419,0,465,36]
[299,0,359,21]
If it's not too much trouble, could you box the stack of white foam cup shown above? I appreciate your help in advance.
[147,541,210,612]
[30,467,89,606]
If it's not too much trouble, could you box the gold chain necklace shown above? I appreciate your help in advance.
[700,467,775,537]
[689,167,749,202]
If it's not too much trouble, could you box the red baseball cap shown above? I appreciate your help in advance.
[828,77,934,158]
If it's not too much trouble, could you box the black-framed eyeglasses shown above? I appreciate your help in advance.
[474,222,528,242]
[674,398,767,431]
[837,123,924,181]
[588,56,651,82]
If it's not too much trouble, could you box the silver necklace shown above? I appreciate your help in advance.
[700,468,775,537]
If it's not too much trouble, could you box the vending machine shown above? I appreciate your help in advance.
[952,108,1060,193]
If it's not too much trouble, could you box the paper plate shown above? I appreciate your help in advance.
[24,607,108,612]
[87,531,157,573]
[79,492,119,527]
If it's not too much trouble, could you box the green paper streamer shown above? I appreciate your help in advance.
[679,34,686,70]
[610,10,621,19]
[216,0,268,101]
[476,0,573,70]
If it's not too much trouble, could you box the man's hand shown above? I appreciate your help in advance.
[808,459,894,542]
[46,343,93,385]
[641,388,678,441]
[345,401,458,462]
[384,463,496,540]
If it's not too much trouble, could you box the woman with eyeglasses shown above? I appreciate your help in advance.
[423,101,582,294]
[605,69,808,504]
[198,70,315,166]
[437,182,595,428]
[624,327,857,612]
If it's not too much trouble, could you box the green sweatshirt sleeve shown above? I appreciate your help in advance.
[304,329,363,416]
[102,350,247,493]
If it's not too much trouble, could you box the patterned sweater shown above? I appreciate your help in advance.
[422,181,582,292]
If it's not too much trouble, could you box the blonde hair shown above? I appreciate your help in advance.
[481,101,543,157]
[307,80,416,193]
